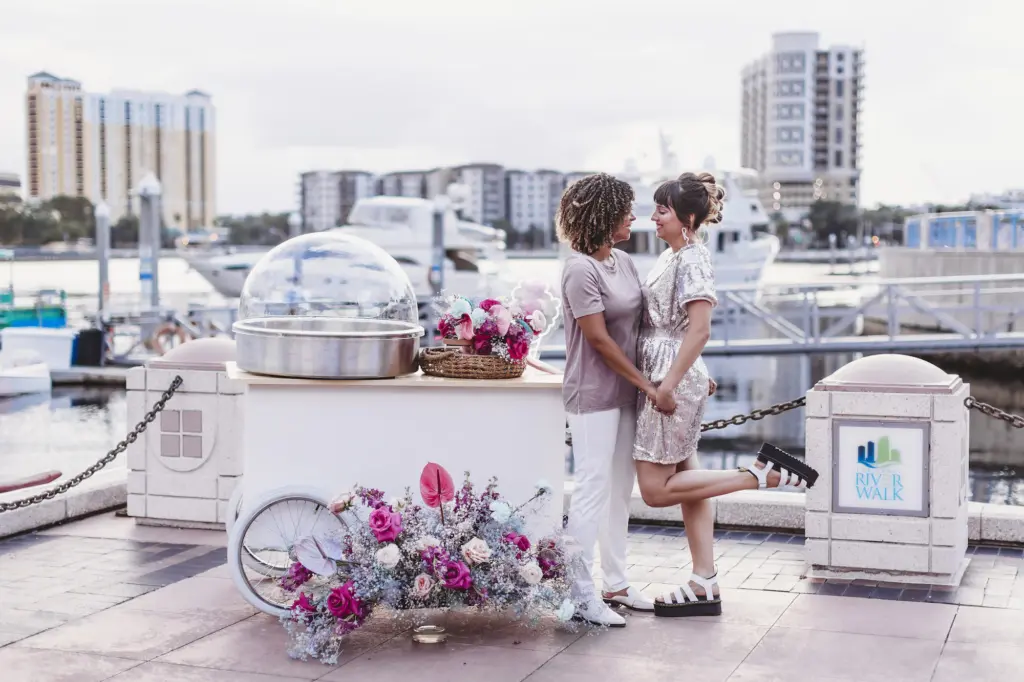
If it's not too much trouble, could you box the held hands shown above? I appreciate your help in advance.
[653,384,677,415]
[643,383,674,415]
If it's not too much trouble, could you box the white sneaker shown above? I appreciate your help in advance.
[574,597,626,628]
[603,585,655,612]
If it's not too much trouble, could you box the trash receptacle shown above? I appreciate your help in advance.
[72,328,105,367]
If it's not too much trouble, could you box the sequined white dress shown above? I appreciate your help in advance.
[633,243,718,464]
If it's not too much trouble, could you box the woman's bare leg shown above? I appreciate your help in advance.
[635,459,781,509]
[676,456,716,581]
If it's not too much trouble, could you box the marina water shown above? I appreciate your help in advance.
[1,256,1021,505]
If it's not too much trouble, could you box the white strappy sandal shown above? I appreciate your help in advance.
[743,459,809,490]
[603,585,655,612]
[654,570,722,617]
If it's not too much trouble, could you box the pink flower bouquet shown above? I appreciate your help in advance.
[435,295,547,363]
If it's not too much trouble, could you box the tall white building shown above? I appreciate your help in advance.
[299,170,374,231]
[26,72,216,228]
[505,169,563,246]
[741,32,863,221]
[453,163,505,226]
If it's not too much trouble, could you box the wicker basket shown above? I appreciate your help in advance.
[419,347,525,380]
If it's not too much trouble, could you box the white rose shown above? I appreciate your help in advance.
[412,536,441,553]
[459,537,492,565]
[518,561,543,585]
[411,573,435,600]
[527,310,547,333]
[328,492,356,514]
[375,543,401,569]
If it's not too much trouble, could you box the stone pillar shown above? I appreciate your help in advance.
[804,354,970,586]
[126,338,244,529]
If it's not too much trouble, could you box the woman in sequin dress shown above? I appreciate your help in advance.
[633,173,819,618]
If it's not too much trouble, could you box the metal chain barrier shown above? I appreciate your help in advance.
[565,396,808,445]
[0,375,183,513]
[965,397,1024,429]
[700,397,807,433]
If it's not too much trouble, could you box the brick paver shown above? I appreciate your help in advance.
[0,514,1019,680]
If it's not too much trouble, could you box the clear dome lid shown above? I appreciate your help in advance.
[238,232,419,324]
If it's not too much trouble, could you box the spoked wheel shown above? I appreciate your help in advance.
[228,488,345,617]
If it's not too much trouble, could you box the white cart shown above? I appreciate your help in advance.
[223,363,565,616]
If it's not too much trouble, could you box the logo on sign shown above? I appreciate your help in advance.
[856,436,901,469]
[855,436,904,502]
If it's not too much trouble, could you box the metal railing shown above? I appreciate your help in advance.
[542,272,1024,359]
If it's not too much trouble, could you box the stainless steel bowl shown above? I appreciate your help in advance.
[233,317,425,379]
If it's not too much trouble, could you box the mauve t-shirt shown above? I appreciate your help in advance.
[560,250,643,415]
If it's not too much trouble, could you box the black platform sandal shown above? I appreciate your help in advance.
[653,571,722,617]
[751,442,819,489]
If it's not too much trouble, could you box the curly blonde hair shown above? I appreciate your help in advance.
[653,171,726,231]
[556,173,635,255]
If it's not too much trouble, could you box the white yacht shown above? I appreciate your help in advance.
[621,165,780,288]
[180,194,510,311]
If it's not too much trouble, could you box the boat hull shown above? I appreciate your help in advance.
[0,362,51,398]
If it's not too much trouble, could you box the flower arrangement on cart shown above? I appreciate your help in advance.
[420,283,561,379]
[277,462,583,664]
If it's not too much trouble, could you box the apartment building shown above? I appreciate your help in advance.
[299,170,375,231]
[505,169,563,245]
[741,32,864,221]
[25,72,216,228]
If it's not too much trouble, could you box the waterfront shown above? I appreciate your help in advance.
[1,256,1021,505]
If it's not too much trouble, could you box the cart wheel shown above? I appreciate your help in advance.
[228,488,344,617]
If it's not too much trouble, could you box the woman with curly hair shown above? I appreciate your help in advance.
[557,172,658,627]
[632,172,819,619]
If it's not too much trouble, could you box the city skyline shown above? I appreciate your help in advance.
[0,0,1020,215]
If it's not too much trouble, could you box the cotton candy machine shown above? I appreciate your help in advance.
[232,232,424,379]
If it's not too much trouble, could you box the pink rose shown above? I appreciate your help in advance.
[368,507,403,543]
[472,334,492,355]
[326,581,363,620]
[456,314,475,341]
[438,316,454,338]
[504,532,531,553]
[507,337,529,361]
[410,573,435,600]
[491,305,512,336]
[440,560,473,590]
[479,298,502,312]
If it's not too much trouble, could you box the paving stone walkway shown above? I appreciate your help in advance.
[0,513,1019,681]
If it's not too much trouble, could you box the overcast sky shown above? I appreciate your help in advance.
[0,0,1019,215]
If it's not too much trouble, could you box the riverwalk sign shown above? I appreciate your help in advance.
[832,419,930,517]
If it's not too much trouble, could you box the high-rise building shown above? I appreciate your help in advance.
[505,169,563,246]
[0,172,20,198]
[453,163,505,226]
[25,72,216,228]
[299,170,375,231]
[378,171,426,199]
[741,33,863,221]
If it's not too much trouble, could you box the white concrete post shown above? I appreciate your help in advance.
[125,338,244,529]
[804,354,970,586]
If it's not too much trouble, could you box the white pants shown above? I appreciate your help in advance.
[566,406,636,599]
